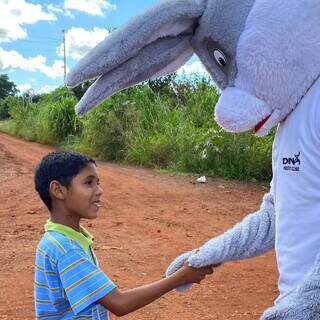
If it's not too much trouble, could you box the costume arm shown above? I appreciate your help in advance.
[166,193,275,290]
[188,192,275,267]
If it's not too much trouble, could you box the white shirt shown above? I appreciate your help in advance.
[272,77,320,304]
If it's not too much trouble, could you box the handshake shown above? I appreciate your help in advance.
[166,249,220,291]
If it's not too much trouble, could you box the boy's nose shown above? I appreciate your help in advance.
[96,184,103,196]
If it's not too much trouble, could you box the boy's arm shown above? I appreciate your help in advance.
[99,263,213,317]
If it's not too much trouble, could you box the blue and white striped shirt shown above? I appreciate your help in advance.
[34,221,116,319]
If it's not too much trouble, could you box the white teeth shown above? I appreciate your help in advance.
[93,202,102,207]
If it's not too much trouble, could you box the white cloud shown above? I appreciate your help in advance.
[38,84,58,94]
[17,83,32,93]
[47,4,64,14]
[40,60,66,79]
[65,10,76,19]
[64,0,116,16]
[47,4,75,19]
[0,0,57,43]
[178,60,209,77]
[17,83,58,94]
[57,27,110,61]
[0,47,66,79]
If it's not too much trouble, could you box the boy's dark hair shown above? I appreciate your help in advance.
[34,150,96,210]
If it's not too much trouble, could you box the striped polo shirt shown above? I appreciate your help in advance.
[34,220,116,319]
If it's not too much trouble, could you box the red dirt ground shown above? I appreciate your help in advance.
[0,132,278,320]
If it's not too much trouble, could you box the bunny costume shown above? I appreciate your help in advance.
[67,0,320,318]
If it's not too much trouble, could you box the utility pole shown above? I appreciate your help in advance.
[62,29,67,86]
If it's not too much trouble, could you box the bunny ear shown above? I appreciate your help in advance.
[66,0,206,87]
[75,35,193,115]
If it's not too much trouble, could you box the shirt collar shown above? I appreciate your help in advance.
[45,220,94,251]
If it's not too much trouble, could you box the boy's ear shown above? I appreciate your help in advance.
[49,181,67,201]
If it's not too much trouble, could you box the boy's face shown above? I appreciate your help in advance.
[63,163,103,220]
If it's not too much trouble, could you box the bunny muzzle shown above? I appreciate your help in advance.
[214,87,278,137]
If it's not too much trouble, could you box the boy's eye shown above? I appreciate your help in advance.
[84,176,100,186]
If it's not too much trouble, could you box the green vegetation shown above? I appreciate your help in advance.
[0,73,274,181]
[0,74,18,120]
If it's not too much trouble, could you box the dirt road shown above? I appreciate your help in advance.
[0,132,278,319]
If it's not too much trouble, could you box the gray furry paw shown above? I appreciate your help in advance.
[166,250,196,292]
[188,249,212,268]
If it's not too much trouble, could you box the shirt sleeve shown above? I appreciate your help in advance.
[57,249,116,315]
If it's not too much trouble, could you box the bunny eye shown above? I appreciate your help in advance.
[213,49,227,67]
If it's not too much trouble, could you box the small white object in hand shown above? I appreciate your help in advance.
[197,176,207,183]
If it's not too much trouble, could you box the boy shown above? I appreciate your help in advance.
[34,150,213,319]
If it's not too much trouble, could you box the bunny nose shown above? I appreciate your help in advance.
[214,87,272,133]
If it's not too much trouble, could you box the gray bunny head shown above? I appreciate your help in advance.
[67,0,320,136]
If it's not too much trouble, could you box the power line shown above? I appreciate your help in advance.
[6,37,61,44]
[7,44,60,49]
[29,36,61,41]
[7,49,58,54]
[19,37,60,42]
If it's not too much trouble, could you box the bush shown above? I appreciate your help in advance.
[79,87,149,160]
[5,96,37,140]
[3,87,79,144]
[43,96,79,144]
[0,99,9,119]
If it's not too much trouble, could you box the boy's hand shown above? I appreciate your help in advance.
[171,261,214,287]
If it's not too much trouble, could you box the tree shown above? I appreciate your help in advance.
[148,73,177,96]
[71,80,94,100]
[0,74,18,100]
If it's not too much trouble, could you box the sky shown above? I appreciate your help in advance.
[0,0,208,94]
